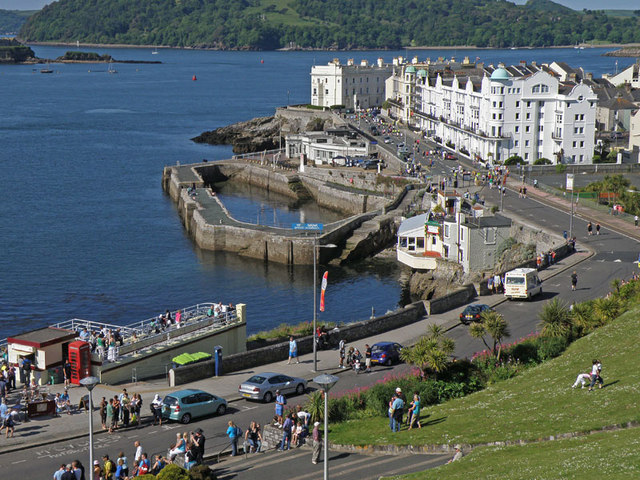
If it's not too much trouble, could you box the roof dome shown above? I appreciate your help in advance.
[405,66,416,73]
[417,69,427,77]
[490,67,509,81]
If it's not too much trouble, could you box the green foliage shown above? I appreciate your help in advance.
[535,336,567,361]
[306,390,324,423]
[157,464,189,480]
[496,237,516,256]
[137,476,156,480]
[469,311,510,360]
[58,51,113,61]
[504,155,524,165]
[0,9,35,34]
[400,324,455,378]
[555,164,567,173]
[538,298,572,338]
[533,157,551,165]
[0,38,34,63]
[17,0,640,49]
[187,464,217,480]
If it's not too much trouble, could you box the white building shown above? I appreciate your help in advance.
[285,130,371,165]
[387,61,598,164]
[311,58,393,110]
[603,61,640,89]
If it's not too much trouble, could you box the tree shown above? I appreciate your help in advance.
[400,324,455,379]
[504,155,524,165]
[469,310,509,360]
[538,298,572,338]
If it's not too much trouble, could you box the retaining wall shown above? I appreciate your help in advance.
[426,284,477,315]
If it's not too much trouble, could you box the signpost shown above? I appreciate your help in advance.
[292,223,324,231]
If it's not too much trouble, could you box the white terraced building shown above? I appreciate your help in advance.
[386,61,598,164]
[311,58,393,110]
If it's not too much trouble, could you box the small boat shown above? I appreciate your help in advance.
[108,61,118,74]
[152,47,158,55]
[40,62,53,74]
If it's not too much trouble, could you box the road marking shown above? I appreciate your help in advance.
[12,460,26,464]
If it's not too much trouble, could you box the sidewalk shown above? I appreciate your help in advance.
[0,241,591,455]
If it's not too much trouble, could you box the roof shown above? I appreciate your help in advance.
[600,96,638,111]
[398,213,428,235]
[417,69,427,77]
[464,214,512,229]
[8,327,77,348]
[405,66,416,73]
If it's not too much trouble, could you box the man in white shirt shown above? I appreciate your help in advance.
[134,440,143,463]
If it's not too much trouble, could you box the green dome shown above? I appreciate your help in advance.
[490,67,509,81]
[405,66,416,73]
[417,69,427,77]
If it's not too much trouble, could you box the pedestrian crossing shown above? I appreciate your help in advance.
[214,446,449,479]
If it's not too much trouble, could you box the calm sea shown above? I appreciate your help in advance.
[0,46,632,338]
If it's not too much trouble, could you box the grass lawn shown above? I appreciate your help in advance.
[382,427,640,480]
[329,303,640,447]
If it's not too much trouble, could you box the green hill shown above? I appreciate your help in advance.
[0,9,36,35]
[17,0,640,50]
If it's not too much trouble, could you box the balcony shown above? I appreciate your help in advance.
[397,248,439,270]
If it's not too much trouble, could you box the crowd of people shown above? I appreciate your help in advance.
[388,387,422,433]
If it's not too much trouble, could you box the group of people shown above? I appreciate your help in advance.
[78,327,123,363]
[388,387,422,432]
[99,389,144,433]
[571,359,604,391]
[586,221,601,236]
[338,341,372,373]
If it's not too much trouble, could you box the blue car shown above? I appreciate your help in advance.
[370,342,403,366]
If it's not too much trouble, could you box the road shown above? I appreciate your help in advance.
[2,128,639,478]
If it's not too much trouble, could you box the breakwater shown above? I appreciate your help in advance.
[162,160,401,265]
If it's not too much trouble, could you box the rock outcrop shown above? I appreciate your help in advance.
[604,47,640,57]
[192,116,281,154]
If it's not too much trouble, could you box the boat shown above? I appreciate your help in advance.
[108,61,118,74]
[40,62,53,74]
[152,47,158,55]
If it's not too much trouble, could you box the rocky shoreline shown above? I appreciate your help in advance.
[603,47,640,57]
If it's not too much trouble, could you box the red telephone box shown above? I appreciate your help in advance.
[68,340,91,385]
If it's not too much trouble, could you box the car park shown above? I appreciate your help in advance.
[459,304,492,325]
[370,342,403,366]
[161,389,227,424]
[238,372,307,402]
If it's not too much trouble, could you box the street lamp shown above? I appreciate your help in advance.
[313,374,339,480]
[313,240,337,372]
[80,376,99,474]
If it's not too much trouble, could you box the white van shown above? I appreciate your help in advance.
[504,268,542,300]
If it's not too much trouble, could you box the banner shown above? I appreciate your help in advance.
[319,271,329,312]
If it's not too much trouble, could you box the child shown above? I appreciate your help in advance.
[572,372,591,389]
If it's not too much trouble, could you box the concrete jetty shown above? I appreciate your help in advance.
[162,158,416,264]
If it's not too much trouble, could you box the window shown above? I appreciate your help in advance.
[460,229,464,241]
[539,125,544,132]
[556,114,563,123]
[499,102,503,108]
[532,85,540,93]
[493,101,497,108]
[525,153,529,160]
[572,141,577,148]
[574,113,584,121]
[417,238,424,249]
[580,141,584,147]
[526,113,531,120]
[516,101,520,108]
[485,228,496,244]
[515,113,520,120]
[525,126,530,133]
[574,127,584,134]
[525,140,530,146]
[325,89,329,95]
[580,155,584,162]
[431,236,437,245]
[527,101,532,108]
[313,88,317,95]
[515,140,519,146]
[515,126,520,133]
[538,139,543,145]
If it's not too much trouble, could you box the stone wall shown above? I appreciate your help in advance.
[426,284,477,315]
[169,359,216,387]
[221,302,425,374]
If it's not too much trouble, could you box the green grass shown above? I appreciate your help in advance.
[329,303,640,447]
[383,427,640,480]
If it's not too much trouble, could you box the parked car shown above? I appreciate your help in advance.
[445,153,457,160]
[161,389,227,424]
[238,372,307,402]
[383,136,392,144]
[363,160,379,170]
[370,342,404,366]
[459,304,492,325]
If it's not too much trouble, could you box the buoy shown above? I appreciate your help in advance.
[260,59,264,64]
[192,75,197,81]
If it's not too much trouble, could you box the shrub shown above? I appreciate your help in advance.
[137,476,156,480]
[510,340,539,363]
[505,155,524,165]
[535,336,568,361]
[555,164,567,173]
[188,465,217,480]
[157,464,189,480]
[533,157,551,165]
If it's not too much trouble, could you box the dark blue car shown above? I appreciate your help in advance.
[370,342,403,366]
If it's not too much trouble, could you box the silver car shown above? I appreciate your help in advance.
[238,372,307,402]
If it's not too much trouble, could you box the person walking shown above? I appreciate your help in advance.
[635,215,638,227]
[571,271,578,291]
[596,223,601,235]
[588,360,603,391]
[587,221,593,236]
[287,336,299,364]
[311,421,321,464]
[338,339,346,369]
[275,390,286,425]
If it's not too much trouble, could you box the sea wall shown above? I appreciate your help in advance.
[426,284,476,315]
[220,302,426,374]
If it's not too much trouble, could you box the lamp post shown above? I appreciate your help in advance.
[313,240,337,372]
[313,373,339,480]
[79,376,99,474]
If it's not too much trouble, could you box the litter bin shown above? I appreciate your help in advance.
[214,346,223,377]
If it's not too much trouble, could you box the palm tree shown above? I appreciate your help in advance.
[469,311,510,360]
[570,301,595,337]
[538,298,572,338]
[400,323,455,379]
[593,297,621,324]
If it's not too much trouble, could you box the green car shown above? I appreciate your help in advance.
[161,388,227,424]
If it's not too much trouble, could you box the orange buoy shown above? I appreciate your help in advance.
[192,75,197,81]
